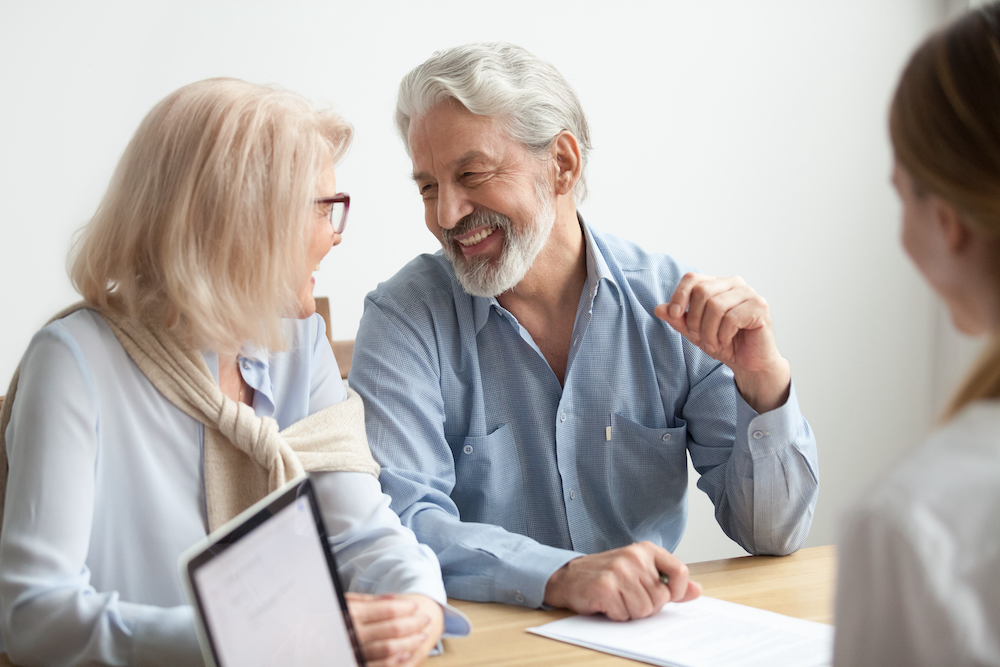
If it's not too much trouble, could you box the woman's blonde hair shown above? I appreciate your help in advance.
[69,78,352,352]
[890,4,1000,421]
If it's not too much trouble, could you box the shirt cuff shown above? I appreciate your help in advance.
[736,380,804,460]
[129,605,204,667]
[441,602,472,637]
[492,541,582,608]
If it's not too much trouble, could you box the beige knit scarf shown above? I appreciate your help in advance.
[0,303,379,537]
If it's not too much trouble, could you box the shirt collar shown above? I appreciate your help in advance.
[240,341,269,367]
[200,343,274,413]
[471,214,619,333]
[580,214,620,304]
[238,342,275,414]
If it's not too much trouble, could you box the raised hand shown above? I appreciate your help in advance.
[655,273,791,413]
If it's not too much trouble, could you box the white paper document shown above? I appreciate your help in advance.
[527,596,832,667]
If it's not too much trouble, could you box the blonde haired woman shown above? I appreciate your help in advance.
[0,79,465,666]
[834,5,1000,666]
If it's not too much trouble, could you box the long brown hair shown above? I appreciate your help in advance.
[890,4,1000,421]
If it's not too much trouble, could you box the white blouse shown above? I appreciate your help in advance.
[0,309,466,666]
[834,399,1000,666]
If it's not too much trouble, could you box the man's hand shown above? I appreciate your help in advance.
[346,592,444,667]
[543,542,702,621]
[654,273,791,413]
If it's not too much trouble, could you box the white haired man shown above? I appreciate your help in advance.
[350,42,818,621]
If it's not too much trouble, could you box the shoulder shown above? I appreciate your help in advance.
[588,225,695,300]
[359,252,470,348]
[366,251,459,313]
[13,308,133,431]
[23,308,123,373]
[846,399,1000,552]
[837,401,1000,662]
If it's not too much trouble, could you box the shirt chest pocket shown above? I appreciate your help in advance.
[447,423,521,522]
[609,413,688,488]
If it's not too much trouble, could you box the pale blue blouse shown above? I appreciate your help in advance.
[0,309,467,666]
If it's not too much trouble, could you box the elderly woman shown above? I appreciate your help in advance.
[0,78,465,667]
[834,5,1000,666]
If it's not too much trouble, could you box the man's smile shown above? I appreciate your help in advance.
[456,226,496,247]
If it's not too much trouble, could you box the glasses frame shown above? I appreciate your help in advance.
[315,193,350,234]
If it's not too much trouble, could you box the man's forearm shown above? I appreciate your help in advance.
[404,505,581,607]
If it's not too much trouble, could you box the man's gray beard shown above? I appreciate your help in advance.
[441,184,556,298]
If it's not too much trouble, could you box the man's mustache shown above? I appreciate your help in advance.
[442,209,511,243]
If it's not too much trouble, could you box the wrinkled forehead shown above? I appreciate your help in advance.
[408,101,516,175]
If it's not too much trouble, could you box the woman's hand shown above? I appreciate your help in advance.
[346,592,444,666]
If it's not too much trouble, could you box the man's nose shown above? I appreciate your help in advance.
[436,184,474,230]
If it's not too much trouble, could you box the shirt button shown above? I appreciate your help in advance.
[569,489,576,500]
[560,413,567,422]
[753,430,765,439]
[661,433,671,442]
[242,360,250,370]
[463,445,474,454]
[515,592,526,604]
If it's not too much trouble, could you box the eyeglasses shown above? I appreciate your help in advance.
[314,193,350,234]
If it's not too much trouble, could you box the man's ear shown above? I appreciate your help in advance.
[551,131,582,196]
[933,196,972,256]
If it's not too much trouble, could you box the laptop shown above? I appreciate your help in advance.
[180,476,366,667]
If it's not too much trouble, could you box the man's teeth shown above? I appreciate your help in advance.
[314,264,321,271]
[458,227,495,247]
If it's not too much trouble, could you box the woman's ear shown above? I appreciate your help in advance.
[933,196,972,256]
[551,131,582,196]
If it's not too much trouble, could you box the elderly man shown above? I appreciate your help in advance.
[350,42,818,621]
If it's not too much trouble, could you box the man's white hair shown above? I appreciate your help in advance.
[395,41,592,200]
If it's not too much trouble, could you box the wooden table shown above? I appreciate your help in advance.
[432,544,836,666]
[0,545,834,666]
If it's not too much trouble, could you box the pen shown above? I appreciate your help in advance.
[659,572,670,586]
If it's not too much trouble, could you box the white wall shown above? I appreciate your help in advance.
[0,1,951,563]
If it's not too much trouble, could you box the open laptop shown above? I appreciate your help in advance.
[180,476,366,667]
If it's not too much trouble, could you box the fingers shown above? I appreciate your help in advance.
[650,544,695,603]
[347,594,435,666]
[679,276,734,348]
[656,273,774,361]
[594,543,695,619]
[360,631,429,667]
[385,594,444,667]
[545,543,694,622]
[347,594,417,626]
[355,611,431,644]
[681,579,703,603]
[600,547,652,620]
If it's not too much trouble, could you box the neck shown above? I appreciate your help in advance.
[218,351,248,404]
[497,204,586,314]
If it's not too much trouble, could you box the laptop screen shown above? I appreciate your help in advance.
[184,478,364,667]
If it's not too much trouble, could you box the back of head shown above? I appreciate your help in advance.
[69,78,352,352]
[395,42,592,200]
[890,2,1000,419]
[891,3,1000,236]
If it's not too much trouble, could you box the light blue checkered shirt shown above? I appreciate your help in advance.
[350,220,819,608]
